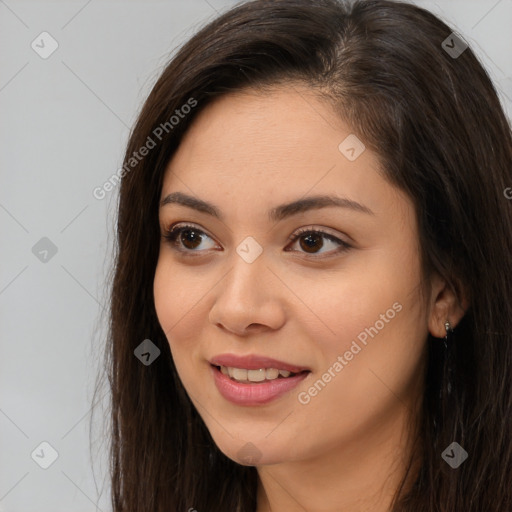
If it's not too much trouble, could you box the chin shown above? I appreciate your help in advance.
[212,433,300,467]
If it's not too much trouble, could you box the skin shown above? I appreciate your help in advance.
[153,84,466,512]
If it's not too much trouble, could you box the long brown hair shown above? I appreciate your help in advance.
[92,0,512,510]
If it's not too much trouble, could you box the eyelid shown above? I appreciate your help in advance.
[288,224,349,242]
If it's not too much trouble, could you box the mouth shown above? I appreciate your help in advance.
[210,363,311,406]
[211,364,310,384]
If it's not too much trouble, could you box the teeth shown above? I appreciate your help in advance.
[232,368,248,381]
[266,368,279,379]
[218,365,298,382]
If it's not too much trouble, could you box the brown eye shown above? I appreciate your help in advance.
[298,232,325,253]
[176,228,203,250]
[163,224,216,254]
[286,228,351,257]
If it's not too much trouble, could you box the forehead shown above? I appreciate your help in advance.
[164,87,370,182]
[160,85,411,224]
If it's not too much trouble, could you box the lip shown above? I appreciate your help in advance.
[209,353,310,373]
[210,364,310,406]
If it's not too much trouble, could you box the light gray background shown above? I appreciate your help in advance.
[0,1,511,511]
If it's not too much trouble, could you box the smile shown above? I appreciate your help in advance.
[210,364,310,406]
[217,365,299,382]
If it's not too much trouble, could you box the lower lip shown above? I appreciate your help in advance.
[210,365,310,406]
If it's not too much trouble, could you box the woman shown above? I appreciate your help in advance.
[102,0,512,510]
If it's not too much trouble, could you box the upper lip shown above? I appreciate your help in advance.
[209,354,310,373]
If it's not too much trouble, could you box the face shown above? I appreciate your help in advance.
[154,84,431,467]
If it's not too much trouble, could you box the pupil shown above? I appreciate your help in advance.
[300,233,323,253]
[182,229,202,249]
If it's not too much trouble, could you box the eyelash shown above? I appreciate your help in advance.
[162,223,352,259]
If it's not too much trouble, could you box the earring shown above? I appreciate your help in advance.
[443,320,455,395]
[444,320,452,350]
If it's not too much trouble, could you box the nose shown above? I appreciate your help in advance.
[208,248,285,336]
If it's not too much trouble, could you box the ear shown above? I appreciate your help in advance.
[427,272,469,338]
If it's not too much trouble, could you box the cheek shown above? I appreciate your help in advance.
[153,261,216,432]
[153,256,213,387]
[153,258,179,339]
[292,250,423,377]
[284,257,411,353]
[153,256,205,337]
[291,308,424,453]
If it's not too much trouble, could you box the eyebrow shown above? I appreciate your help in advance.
[159,191,375,222]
